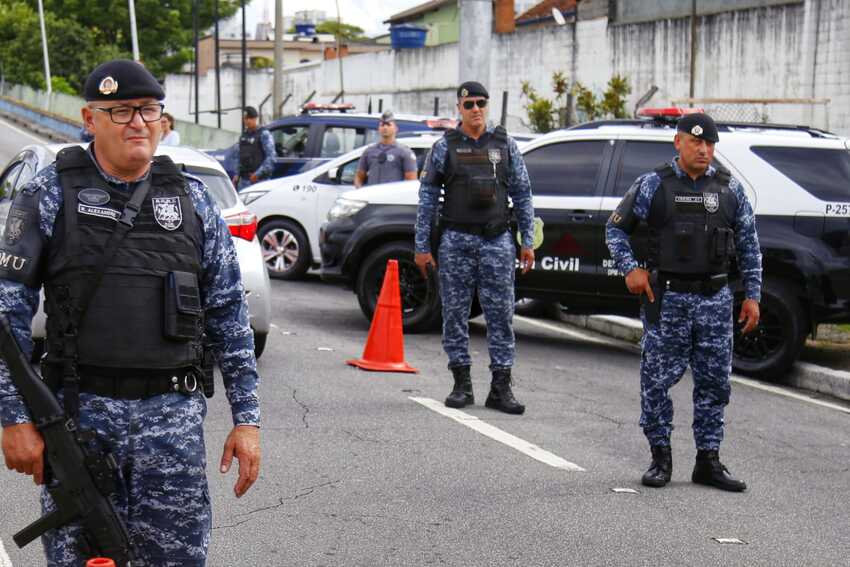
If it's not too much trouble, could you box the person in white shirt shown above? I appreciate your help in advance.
[160,112,181,146]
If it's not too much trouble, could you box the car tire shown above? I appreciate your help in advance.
[258,219,311,280]
[253,332,268,359]
[733,278,807,379]
[356,241,442,334]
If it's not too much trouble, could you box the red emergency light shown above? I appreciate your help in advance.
[638,107,705,118]
[301,102,355,113]
[425,118,458,130]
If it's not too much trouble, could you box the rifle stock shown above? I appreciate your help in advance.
[0,315,136,566]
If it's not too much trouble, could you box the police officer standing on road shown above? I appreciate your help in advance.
[354,110,418,188]
[0,59,261,564]
[415,81,535,415]
[606,113,761,492]
[233,105,275,190]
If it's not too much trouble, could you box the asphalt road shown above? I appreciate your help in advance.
[0,121,849,566]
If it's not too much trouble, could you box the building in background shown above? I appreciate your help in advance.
[384,0,459,47]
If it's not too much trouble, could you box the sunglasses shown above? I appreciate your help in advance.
[462,99,488,110]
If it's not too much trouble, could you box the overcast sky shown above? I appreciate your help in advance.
[231,0,427,37]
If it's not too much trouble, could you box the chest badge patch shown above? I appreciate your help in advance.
[5,210,28,245]
[488,149,502,165]
[78,188,111,206]
[152,197,182,231]
[704,192,720,213]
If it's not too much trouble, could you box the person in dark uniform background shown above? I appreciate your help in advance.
[414,81,535,415]
[606,112,762,492]
[0,59,261,565]
[233,105,275,190]
[354,110,418,188]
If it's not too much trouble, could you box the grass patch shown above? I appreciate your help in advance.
[839,324,850,333]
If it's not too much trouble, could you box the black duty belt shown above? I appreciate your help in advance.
[43,366,201,400]
[444,221,508,238]
[659,273,728,296]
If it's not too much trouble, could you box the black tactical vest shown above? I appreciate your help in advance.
[43,147,204,375]
[441,127,510,230]
[646,164,738,276]
[239,129,266,176]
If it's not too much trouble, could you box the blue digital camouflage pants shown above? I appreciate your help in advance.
[438,229,516,371]
[639,286,733,451]
[41,391,211,567]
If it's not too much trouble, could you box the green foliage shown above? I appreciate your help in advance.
[316,20,366,42]
[520,81,556,134]
[573,75,632,121]
[251,56,273,69]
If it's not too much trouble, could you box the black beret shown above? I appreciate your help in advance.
[83,59,164,102]
[244,106,259,118]
[677,112,719,143]
[457,81,489,99]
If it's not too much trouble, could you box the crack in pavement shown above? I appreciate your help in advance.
[291,388,310,428]
[213,480,341,530]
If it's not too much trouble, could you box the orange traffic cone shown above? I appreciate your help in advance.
[86,559,115,567]
[347,259,418,373]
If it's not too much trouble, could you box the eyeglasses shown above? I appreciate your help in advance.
[462,99,488,110]
[92,103,164,124]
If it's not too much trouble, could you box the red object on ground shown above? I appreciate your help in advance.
[346,259,418,373]
[86,559,116,567]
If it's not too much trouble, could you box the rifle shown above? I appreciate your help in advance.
[0,315,137,566]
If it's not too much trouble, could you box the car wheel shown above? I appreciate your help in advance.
[259,220,310,280]
[733,279,807,379]
[356,241,442,334]
[254,332,267,359]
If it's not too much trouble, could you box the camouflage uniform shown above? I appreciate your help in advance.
[605,158,762,450]
[415,125,534,371]
[0,145,260,566]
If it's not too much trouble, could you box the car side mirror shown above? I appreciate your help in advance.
[328,167,340,182]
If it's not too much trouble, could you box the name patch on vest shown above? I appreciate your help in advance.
[78,203,120,221]
[152,197,182,231]
[674,195,703,204]
[0,250,29,271]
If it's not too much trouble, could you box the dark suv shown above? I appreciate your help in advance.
[320,117,850,378]
[209,106,453,180]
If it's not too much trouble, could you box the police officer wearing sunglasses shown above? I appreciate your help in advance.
[415,81,535,415]
[354,110,418,188]
[0,59,260,564]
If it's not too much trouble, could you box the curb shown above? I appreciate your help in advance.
[0,97,78,143]
[561,314,850,404]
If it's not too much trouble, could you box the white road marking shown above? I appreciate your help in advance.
[513,315,616,346]
[0,115,49,144]
[0,536,13,567]
[409,397,585,471]
[514,315,850,416]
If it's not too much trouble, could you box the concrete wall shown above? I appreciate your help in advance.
[163,0,849,136]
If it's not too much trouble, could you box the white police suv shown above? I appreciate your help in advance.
[320,110,850,378]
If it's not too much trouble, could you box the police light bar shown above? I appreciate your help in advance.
[301,102,355,113]
[425,118,458,130]
[638,107,705,118]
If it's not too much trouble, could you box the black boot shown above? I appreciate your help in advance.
[485,369,525,415]
[445,366,474,408]
[641,445,672,487]
[692,450,747,492]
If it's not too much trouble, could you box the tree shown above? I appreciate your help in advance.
[315,20,366,43]
[0,1,123,92]
[39,0,241,79]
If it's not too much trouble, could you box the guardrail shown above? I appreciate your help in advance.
[0,83,240,150]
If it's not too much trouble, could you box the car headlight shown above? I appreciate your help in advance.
[241,190,269,206]
[327,197,367,221]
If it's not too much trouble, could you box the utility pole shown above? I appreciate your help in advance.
[335,0,344,100]
[37,0,52,96]
[128,0,140,61]
[215,0,222,128]
[273,0,284,119]
[241,0,247,126]
[192,0,199,124]
[689,0,697,103]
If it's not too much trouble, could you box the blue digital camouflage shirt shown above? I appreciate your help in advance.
[0,145,261,428]
[605,157,762,301]
[415,125,535,253]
